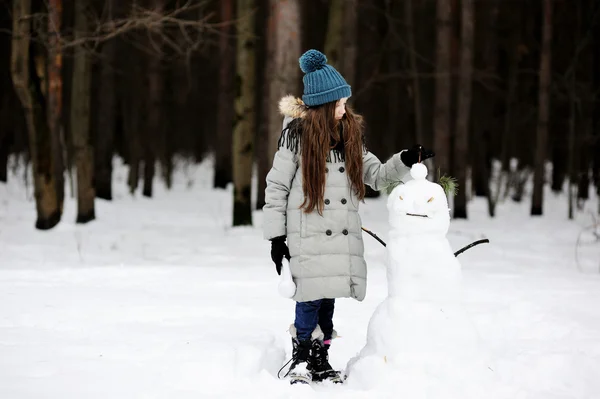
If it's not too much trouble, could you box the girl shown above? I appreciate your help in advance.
[263,49,434,384]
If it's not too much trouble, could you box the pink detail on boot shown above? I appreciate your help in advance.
[323,339,332,346]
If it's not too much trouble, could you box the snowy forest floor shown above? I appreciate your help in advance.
[1,157,600,399]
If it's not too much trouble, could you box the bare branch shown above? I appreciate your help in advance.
[1,0,244,58]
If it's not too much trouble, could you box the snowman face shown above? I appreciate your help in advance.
[387,180,450,236]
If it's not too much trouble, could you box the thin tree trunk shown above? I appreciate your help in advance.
[472,0,498,204]
[433,0,453,177]
[341,0,358,88]
[94,38,116,200]
[567,73,576,220]
[143,0,164,198]
[71,0,95,223]
[531,0,553,216]
[0,91,9,181]
[405,0,423,145]
[453,0,474,219]
[0,33,10,182]
[214,0,235,189]
[324,0,343,69]
[48,0,65,208]
[0,136,7,181]
[255,0,269,210]
[501,6,521,201]
[383,0,400,153]
[594,0,600,205]
[232,0,256,226]
[125,46,142,195]
[325,0,357,86]
[11,0,61,229]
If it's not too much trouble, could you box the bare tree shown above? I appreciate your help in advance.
[214,0,235,189]
[94,1,118,200]
[48,0,65,208]
[433,0,453,177]
[11,0,62,229]
[71,0,95,223]
[325,0,358,86]
[453,0,474,219]
[531,0,553,216]
[232,0,256,226]
[0,3,13,182]
[405,0,423,145]
[142,0,165,198]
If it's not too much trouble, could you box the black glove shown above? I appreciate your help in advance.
[400,144,435,167]
[270,236,291,275]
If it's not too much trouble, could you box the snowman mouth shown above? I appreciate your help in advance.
[406,213,428,218]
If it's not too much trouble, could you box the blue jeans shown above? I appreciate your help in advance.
[294,299,335,342]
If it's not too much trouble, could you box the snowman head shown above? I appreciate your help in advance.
[387,163,450,236]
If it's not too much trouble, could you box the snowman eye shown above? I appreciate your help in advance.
[399,195,403,200]
[427,197,434,203]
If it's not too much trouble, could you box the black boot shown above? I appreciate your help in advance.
[309,340,342,383]
[286,338,312,384]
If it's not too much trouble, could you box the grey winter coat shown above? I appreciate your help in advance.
[263,96,411,302]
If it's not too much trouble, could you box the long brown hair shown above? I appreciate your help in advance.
[300,101,366,214]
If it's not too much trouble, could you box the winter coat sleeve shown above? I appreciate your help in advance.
[362,150,411,191]
[262,117,299,240]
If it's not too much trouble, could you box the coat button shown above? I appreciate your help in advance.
[339,166,345,173]
[326,230,332,236]
[341,198,347,205]
[342,229,348,235]
[324,199,330,205]
[325,167,329,173]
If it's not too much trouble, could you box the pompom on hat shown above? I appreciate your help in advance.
[298,49,351,107]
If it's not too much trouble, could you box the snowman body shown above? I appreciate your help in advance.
[346,164,499,398]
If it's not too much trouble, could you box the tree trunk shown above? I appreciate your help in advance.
[355,0,386,198]
[472,0,499,205]
[567,73,576,220]
[531,0,553,216]
[143,0,164,199]
[94,38,116,200]
[405,0,423,145]
[0,13,11,183]
[453,0,474,219]
[0,137,7,182]
[259,0,300,211]
[71,0,95,223]
[324,0,359,83]
[433,0,453,177]
[11,0,61,229]
[594,0,600,204]
[0,88,9,182]
[324,0,358,110]
[324,0,343,70]
[232,0,256,226]
[500,4,521,201]
[48,0,65,208]
[214,0,235,189]
[124,46,142,195]
[341,0,358,88]
[254,0,267,210]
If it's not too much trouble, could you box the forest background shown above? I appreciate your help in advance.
[0,0,598,229]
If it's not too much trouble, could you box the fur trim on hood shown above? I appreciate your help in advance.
[279,95,307,119]
[276,94,347,162]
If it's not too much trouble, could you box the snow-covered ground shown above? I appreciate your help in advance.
[1,157,599,399]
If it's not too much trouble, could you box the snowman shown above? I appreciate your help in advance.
[345,162,503,399]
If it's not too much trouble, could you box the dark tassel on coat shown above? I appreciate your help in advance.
[277,118,302,154]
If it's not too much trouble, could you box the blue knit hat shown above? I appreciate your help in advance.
[299,49,351,107]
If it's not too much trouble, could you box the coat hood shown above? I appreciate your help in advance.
[279,95,307,119]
